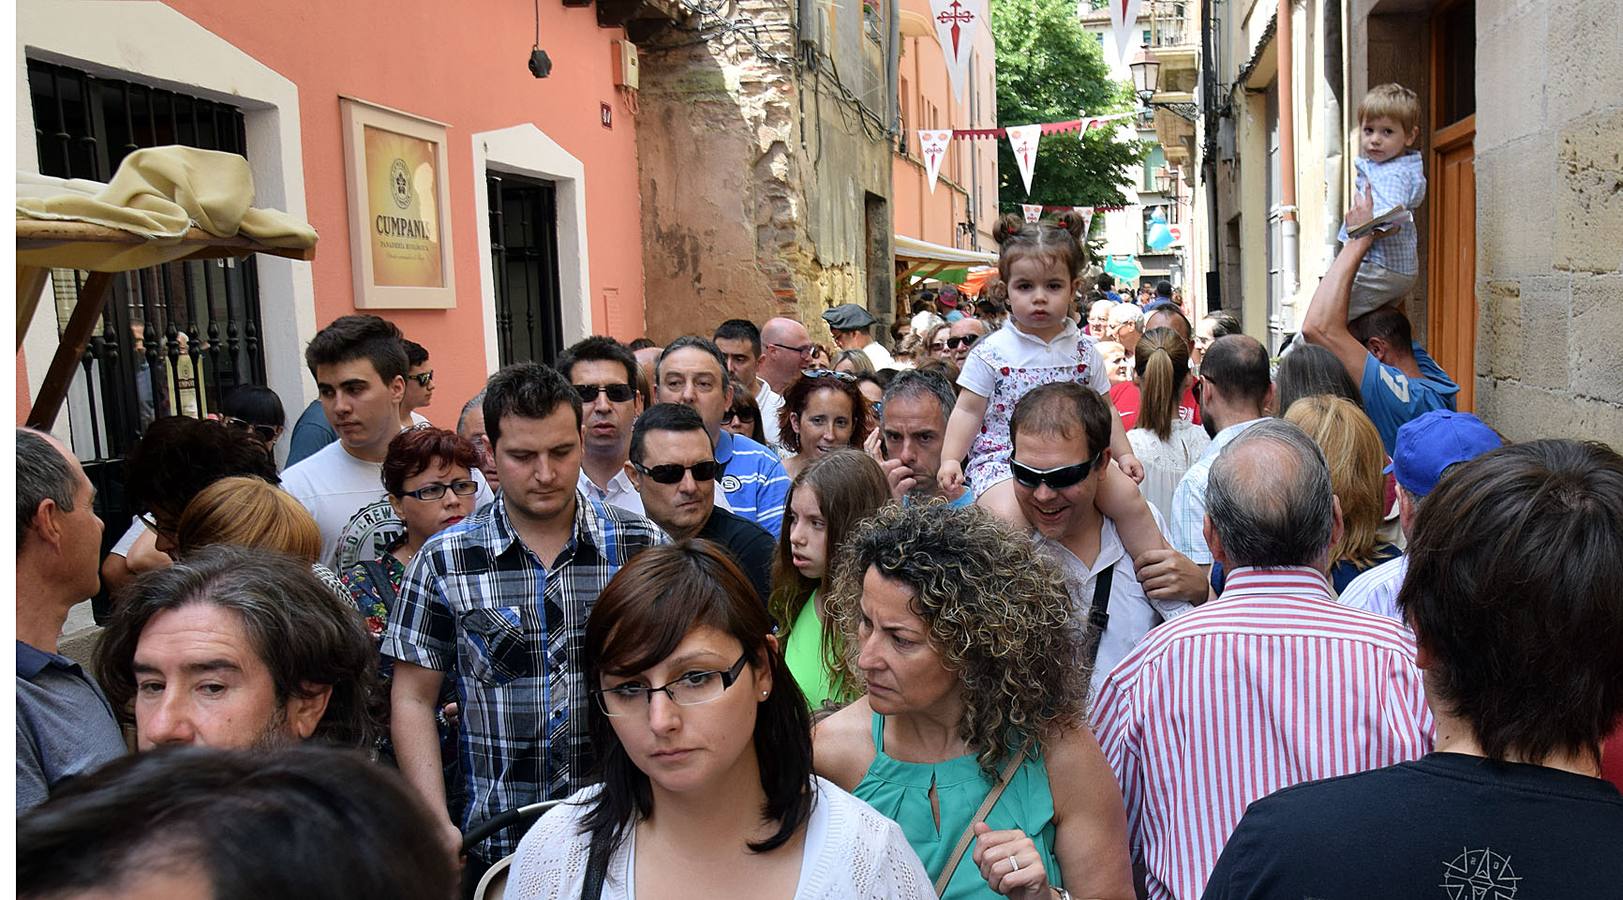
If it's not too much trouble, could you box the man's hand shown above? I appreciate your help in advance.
[1134,548,1213,605]
[881,456,918,502]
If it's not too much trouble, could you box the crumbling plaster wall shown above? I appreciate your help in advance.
[636,0,892,343]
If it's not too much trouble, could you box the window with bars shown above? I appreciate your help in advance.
[488,173,564,367]
[27,58,270,465]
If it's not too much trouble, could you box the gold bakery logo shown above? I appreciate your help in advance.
[390,158,412,209]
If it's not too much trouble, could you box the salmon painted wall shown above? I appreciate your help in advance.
[160,0,646,417]
[892,0,997,250]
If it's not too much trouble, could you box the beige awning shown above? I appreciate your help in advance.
[894,234,996,292]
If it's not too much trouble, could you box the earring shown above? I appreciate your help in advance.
[760,690,769,697]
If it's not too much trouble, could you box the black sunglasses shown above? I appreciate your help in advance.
[723,408,757,424]
[800,368,857,382]
[945,334,979,350]
[633,460,719,484]
[574,383,637,404]
[220,415,280,443]
[1009,451,1104,491]
[408,370,435,387]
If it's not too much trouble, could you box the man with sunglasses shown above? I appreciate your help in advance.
[626,404,775,603]
[399,339,435,429]
[945,317,989,367]
[556,337,649,516]
[1006,383,1204,701]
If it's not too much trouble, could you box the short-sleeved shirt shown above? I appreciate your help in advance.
[286,398,337,467]
[756,378,786,450]
[714,429,790,538]
[1168,418,1266,564]
[696,506,776,605]
[1338,554,1408,623]
[380,491,667,861]
[1204,753,1623,900]
[1360,344,1458,455]
[1337,151,1427,276]
[16,641,126,811]
[1109,380,1201,430]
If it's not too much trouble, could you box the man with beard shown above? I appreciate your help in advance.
[1169,335,1273,580]
[93,544,376,751]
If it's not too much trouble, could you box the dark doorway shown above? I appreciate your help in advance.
[487,172,564,367]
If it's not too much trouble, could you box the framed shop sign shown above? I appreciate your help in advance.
[340,97,456,308]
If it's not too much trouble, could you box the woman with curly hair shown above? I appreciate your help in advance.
[813,503,1134,900]
[770,449,889,711]
[777,370,872,479]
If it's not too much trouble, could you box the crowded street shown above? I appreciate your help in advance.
[12,0,1623,897]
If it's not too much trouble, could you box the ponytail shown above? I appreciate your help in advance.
[1134,328,1192,442]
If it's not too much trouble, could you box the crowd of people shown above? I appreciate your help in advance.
[15,197,1623,900]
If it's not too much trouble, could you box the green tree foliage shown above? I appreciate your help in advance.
[991,0,1143,215]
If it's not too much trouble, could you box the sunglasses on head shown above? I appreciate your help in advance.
[1009,451,1104,491]
[946,334,979,350]
[574,383,637,404]
[408,370,434,387]
[801,368,857,382]
[633,460,719,484]
[220,415,280,443]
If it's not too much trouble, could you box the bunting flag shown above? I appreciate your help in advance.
[944,112,1134,141]
[1006,124,1042,195]
[1021,204,1043,223]
[1109,0,1145,67]
[929,0,982,104]
[1074,206,1096,235]
[918,130,953,194]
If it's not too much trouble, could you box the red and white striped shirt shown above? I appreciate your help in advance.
[1090,566,1433,900]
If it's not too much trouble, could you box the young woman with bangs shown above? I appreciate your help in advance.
[506,541,932,899]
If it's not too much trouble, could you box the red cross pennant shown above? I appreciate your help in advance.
[936,0,975,55]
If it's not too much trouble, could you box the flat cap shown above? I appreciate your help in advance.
[821,303,876,331]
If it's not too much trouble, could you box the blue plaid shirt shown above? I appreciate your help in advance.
[381,490,667,861]
[1339,151,1426,275]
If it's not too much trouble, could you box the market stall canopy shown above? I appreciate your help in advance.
[17,146,317,430]
[894,234,997,294]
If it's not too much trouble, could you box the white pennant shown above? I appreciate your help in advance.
[928,0,982,104]
[1006,124,1042,196]
[1109,0,1145,68]
[918,130,953,194]
[1073,206,1095,235]
[1021,204,1043,223]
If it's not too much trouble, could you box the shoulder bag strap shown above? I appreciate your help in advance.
[932,747,1028,896]
[359,558,399,610]
[1081,564,1116,668]
[580,826,614,900]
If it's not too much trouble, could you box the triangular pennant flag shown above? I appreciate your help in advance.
[918,130,953,194]
[1073,206,1095,235]
[928,0,983,104]
[1006,124,1042,195]
[1109,0,1145,68]
[1021,203,1043,223]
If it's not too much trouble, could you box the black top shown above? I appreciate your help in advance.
[1203,752,1623,900]
[697,506,777,606]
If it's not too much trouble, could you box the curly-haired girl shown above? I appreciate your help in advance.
[813,502,1133,900]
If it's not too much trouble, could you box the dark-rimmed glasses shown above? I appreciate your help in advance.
[408,370,435,387]
[399,479,480,502]
[574,383,637,404]
[632,460,719,484]
[769,341,814,357]
[592,653,750,716]
[1009,451,1104,491]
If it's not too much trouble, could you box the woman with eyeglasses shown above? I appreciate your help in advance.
[340,428,478,797]
[507,540,933,899]
[777,370,872,480]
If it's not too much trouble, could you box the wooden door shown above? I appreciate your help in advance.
[1426,0,1477,409]
[1427,119,1475,410]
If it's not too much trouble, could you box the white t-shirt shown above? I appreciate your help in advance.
[506,777,933,899]
[756,378,785,450]
[282,440,493,572]
[860,341,896,372]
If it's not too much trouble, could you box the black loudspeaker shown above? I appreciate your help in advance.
[528,49,553,78]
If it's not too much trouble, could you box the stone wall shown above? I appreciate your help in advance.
[635,0,893,344]
[1474,0,1623,443]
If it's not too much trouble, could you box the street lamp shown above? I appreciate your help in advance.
[1129,45,1198,122]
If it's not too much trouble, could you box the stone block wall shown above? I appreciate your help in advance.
[635,0,894,343]
[1475,0,1623,444]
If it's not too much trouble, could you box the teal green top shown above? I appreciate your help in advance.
[854,714,1061,898]
[784,592,836,710]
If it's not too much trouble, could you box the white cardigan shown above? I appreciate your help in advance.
[505,776,933,899]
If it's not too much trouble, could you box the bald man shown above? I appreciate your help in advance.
[758,317,814,395]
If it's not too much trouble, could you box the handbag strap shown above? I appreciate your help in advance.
[580,826,613,900]
[932,746,1028,896]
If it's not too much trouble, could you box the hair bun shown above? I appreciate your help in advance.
[1052,210,1087,241]
[993,213,1028,246]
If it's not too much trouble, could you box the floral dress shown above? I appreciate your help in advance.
[958,320,1111,496]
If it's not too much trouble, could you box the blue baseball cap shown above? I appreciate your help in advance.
[1385,410,1502,496]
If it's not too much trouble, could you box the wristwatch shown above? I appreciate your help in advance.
[1051,888,1072,900]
